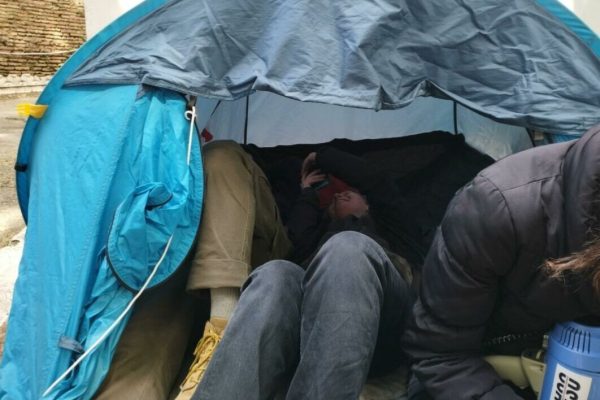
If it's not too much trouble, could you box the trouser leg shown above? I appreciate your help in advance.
[187,141,291,291]
[94,266,193,400]
[193,261,304,400]
[176,142,292,400]
[286,232,413,400]
[97,142,293,399]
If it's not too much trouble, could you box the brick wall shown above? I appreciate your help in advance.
[0,0,85,77]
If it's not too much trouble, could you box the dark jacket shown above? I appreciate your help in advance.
[285,146,425,274]
[245,132,493,264]
[402,124,600,400]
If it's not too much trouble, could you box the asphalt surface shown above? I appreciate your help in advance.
[0,93,38,347]
[0,94,37,243]
[0,95,36,207]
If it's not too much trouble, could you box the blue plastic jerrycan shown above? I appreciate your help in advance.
[539,321,600,400]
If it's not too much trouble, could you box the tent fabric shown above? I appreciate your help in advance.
[66,0,600,134]
[204,93,455,147]
[0,85,203,400]
[455,104,532,160]
[536,0,600,55]
[200,91,530,160]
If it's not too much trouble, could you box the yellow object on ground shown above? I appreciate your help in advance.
[176,319,226,400]
[16,103,48,119]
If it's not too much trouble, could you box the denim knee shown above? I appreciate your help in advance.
[322,230,386,260]
[243,260,304,294]
[322,231,384,253]
[306,232,389,283]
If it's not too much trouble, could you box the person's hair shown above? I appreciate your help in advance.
[545,239,600,298]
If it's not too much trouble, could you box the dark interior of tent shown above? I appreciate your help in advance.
[244,130,494,254]
[159,126,496,398]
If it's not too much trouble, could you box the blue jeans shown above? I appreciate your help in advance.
[193,232,413,400]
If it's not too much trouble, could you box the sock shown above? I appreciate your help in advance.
[209,287,240,328]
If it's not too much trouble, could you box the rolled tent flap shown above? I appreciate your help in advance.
[100,85,203,294]
[108,180,190,291]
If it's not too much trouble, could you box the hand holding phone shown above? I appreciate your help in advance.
[301,152,327,189]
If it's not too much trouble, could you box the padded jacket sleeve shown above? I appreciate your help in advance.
[315,146,379,193]
[402,175,522,400]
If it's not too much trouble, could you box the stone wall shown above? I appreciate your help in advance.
[0,0,85,77]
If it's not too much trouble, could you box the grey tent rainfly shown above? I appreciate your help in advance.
[1,0,600,399]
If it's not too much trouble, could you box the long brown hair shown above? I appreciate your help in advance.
[545,240,600,298]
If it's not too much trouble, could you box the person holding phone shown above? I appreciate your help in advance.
[192,147,421,400]
[286,147,426,267]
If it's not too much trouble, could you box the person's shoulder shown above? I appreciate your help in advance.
[479,142,572,193]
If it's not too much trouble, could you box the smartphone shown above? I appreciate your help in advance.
[311,177,330,191]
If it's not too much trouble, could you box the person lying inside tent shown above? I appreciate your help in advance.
[174,141,427,399]
[189,146,419,400]
[402,124,600,400]
[287,147,426,267]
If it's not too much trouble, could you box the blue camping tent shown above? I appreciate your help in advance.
[1,0,600,398]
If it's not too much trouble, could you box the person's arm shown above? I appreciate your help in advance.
[286,163,327,263]
[402,175,523,400]
[315,147,379,193]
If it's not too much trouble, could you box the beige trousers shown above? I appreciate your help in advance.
[187,140,292,290]
[94,267,193,400]
[95,141,291,400]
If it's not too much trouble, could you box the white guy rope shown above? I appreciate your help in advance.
[185,105,197,165]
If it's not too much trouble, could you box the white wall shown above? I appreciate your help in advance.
[83,0,143,38]
[559,0,600,35]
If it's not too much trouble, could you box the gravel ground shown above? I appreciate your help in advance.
[0,95,36,207]
[0,94,37,244]
[0,93,38,359]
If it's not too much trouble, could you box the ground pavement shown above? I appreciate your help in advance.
[0,93,37,359]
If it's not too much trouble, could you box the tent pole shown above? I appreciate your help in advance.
[453,101,458,135]
[243,95,249,144]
